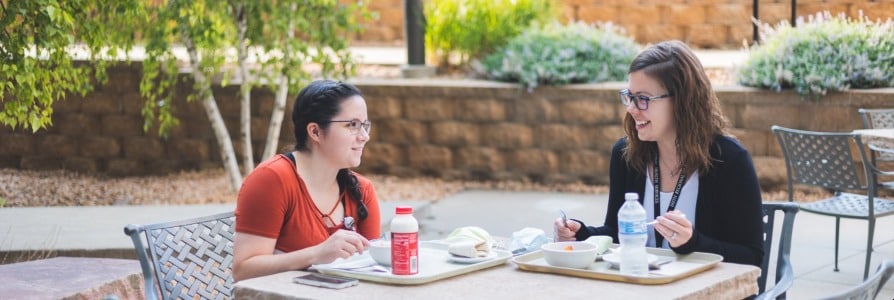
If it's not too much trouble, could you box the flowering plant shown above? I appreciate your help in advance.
[478,22,637,91]
[738,11,894,97]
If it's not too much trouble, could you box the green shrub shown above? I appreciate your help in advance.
[425,0,557,67]
[738,12,894,97]
[478,22,638,91]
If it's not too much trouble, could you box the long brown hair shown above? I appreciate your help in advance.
[622,40,728,175]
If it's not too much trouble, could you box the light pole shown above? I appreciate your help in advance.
[753,0,797,44]
[401,0,435,78]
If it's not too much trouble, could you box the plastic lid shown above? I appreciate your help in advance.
[396,206,413,214]
[624,192,639,201]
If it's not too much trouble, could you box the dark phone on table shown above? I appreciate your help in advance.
[292,273,359,289]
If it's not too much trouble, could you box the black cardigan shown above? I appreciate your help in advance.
[574,135,764,266]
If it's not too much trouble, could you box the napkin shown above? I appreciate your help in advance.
[310,254,388,273]
[508,227,548,255]
[443,226,495,258]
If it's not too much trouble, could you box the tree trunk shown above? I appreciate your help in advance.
[181,32,243,191]
[261,5,296,160]
[262,74,289,159]
[235,3,254,175]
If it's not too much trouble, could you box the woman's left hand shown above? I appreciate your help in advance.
[654,210,692,248]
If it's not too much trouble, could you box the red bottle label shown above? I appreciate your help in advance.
[391,232,418,275]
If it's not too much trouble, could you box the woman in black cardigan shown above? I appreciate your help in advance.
[554,41,764,266]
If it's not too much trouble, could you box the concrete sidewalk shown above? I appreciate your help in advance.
[2,190,892,299]
[0,201,427,256]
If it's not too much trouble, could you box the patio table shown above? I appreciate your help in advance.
[854,128,894,154]
[233,259,759,299]
[854,129,894,140]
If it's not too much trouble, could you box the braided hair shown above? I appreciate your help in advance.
[291,80,368,221]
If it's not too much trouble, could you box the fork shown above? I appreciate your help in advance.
[344,217,356,232]
[649,257,675,270]
[338,264,389,273]
[559,209,568,227]
[554,209,569,242]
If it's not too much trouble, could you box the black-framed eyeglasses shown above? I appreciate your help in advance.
[619,89,671,110]
[325,119,372,136]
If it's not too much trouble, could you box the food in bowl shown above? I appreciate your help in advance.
[541,241,599,269]
[368,239,391,266]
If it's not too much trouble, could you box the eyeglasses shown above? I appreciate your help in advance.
[325,119,372,136]
[619,89,670,110]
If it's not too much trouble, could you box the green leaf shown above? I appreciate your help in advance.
[1,0,142,132]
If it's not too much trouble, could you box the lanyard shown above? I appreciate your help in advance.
[653,152,687,247]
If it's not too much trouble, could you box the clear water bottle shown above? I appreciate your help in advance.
[618,192,648,275]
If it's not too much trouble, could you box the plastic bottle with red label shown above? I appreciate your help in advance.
[390,206,419,275]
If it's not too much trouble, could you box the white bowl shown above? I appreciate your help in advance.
[541,241,599,269]
[368,240,391,266]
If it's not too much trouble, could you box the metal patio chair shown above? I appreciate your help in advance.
[772,126,894,280]
[818,260,894,300]
[858,108,894,191]
[859,108,894,132]
[124,211,235,300]
[756,202,799,300]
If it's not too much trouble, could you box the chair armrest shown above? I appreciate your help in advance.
[755,254,795,300]
[866,145,894,175]
[869,143,894,154]
[124,224,160,300]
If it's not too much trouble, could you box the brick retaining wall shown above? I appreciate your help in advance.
[2,64,893,190]
[356,0,894,49]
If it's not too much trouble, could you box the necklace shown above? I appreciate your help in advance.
[660,157,681,177]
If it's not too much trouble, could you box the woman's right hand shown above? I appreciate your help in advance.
[313,230,370,264]
[553,217,581,242]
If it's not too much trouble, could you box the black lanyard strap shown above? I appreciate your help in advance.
[653,152,687,247]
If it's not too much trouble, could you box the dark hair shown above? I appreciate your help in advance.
[622,40,728,175]
[291,80,368,221]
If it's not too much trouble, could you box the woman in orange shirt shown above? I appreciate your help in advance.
[233,80,381,281]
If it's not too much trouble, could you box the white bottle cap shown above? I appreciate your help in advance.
[625,193,638,201]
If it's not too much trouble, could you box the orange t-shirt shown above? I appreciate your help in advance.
[235,154,381,253]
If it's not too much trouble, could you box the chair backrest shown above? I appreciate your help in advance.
[858,108,894,162]
[124,211,235,300]
[757,202,799,300]
[859,108,894,130]
[818,259,894,300]
[772,126,871,195]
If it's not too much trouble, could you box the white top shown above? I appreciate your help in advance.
[644,170,699,248]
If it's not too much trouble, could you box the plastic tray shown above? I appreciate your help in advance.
[316,241,511,285]
[512,246,722,285]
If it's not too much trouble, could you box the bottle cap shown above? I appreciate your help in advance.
[396,206,413,214]
[624,193,639,201]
